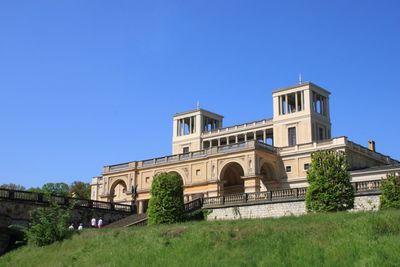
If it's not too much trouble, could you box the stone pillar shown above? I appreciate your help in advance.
[244,134,247,142]
[218,139,221,146]
[263,130,267,143]
[253,131,257,141]
[243,176,261,193]
[235,135,238,143]
[226,137,230,145]
[138,200,144,214]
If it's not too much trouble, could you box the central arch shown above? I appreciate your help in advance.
[219,162,245,195]
[110,180,128,203]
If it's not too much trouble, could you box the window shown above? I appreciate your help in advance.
[203,117,220,132]
[304,163,310,171]
[312,92,327,116]
[182,147,189,153]
[318,127,324,141]
[196,169,201,176]
[279,91,304,115]
[177,116,196,136]
[286,166,292,172]
[288,127,296,146]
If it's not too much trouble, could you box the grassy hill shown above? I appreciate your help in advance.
[1,210,400,267]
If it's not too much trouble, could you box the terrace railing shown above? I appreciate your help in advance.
[203,179,383,207]
[0,188,133,213]
[105,140,278,172]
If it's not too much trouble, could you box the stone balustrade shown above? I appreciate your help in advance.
[203,179,382,208]
[0,188,133,213]
[104,140,278,173]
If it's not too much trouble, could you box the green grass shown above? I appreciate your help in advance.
[1,210,400,267]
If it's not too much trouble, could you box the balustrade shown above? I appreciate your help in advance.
[0,187,132,214]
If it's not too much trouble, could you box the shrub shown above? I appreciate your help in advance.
[25,202,72,246]
[148,172,185,225]
[306,150,354,212]
[380,174,400,209]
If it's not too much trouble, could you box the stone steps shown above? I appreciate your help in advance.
[104,213,147,228]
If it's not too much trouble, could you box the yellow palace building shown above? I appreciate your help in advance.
[91,82,399,213]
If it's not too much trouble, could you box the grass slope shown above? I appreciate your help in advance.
[1,210,400,267]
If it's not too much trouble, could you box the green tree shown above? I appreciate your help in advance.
[148,172,185,225]
[306,150,354,212]
[27,187,44,193]
[0,183,26,191]
[380,174,400,209]
[25,202,72,246]
[69,181,91,199]
[42,183,70,196]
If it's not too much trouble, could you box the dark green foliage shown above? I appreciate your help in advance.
[27,187,44,193]
[42,183,70,196]
[380,174,400,209]
[0,183,26,190]
[25,202,72,246]
[69,181,91,199]
[147,172,185,225]
[306,150,354,212]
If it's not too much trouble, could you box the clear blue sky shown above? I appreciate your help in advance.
[0,1,399,188]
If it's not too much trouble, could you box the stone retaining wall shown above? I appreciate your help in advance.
[206,194,381,220]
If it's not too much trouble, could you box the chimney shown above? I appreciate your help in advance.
[368,140,376,152]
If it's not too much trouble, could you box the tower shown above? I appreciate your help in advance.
[172,108,223,154]
[272,82,331,147]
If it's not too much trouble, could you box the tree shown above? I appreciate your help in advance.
[0,183,26,191]
[306,150,354,212]
[42,183,70,196]
[25,202,72,246]
[147,172,185,225]
[69,181,91,199]
[380,174,400,209]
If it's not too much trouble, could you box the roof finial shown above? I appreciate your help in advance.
[298,73,303,84]
[197,100,200,110]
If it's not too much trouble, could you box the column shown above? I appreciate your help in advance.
[244,176,261,193]
[253,131,257,141]
[138,200,144,214]
[295,92,298,112]
[285,95,288,115]
[244,134,247,142]
[209,140,212,148]
[218,139,221,146]
[235,135,238,143]
[226,137,230,145]
[263,130,267,143]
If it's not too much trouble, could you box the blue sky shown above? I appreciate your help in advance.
[0,1,399,188]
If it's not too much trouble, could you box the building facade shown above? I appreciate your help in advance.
[91,82,399,213]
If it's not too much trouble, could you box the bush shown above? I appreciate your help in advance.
[25,202,72,246]
[306,150,354,212]
[147,172,185,225]
[380,174,400,209]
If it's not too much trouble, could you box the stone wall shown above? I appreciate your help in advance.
[0,199,131,228]
[206,194,381,220]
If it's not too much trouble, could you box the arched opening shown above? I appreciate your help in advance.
[110,180,127,203]
[220,162,245,195]
[259,162,279,190]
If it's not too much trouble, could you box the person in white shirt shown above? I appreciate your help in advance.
[78,223,83,231]
[91,217,97,228]
[97,218,103,228]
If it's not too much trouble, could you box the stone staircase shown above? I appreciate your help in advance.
[104,213,147,228]
[104,198,204,228]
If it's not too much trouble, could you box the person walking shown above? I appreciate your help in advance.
[91,217,97,228]
[97,217,103,228]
